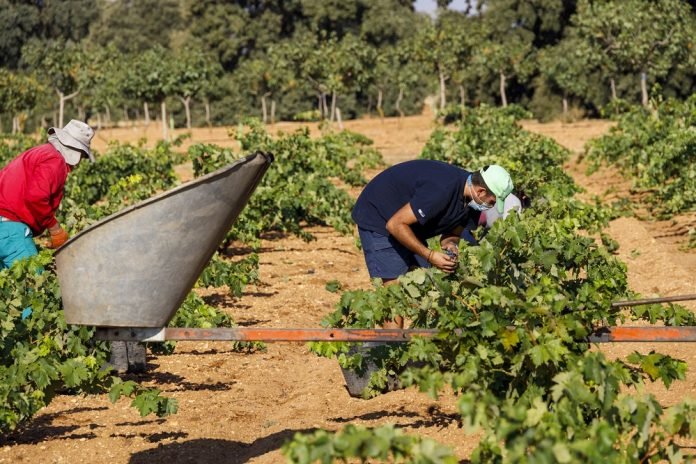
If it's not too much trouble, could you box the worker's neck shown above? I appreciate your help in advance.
[463,182,473,201]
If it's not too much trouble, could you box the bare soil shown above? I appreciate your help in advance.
[2,115,694,463]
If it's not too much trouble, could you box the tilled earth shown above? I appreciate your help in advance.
[1,115,694,463]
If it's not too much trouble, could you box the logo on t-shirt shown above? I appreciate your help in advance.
[418,208,426,218]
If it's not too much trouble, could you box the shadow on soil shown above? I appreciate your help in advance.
[111,430,189,443]
[0,407,109,445]
[135,371,234,392]
[128,428,316,464]
[329,405,461,429]
[129,431,471,464]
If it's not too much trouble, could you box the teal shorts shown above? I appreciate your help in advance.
[0,220,38,269]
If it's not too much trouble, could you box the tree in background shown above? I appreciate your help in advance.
[332,35,378,124]
[4,0,696,128]
[0,69,43,133]
[21,40,86,127]
[411,18,465,110]
[370,48,392,119]
[477,0,576,50]
[122,46,175,139]
[473,30,535,107]
[0,1,40,69]
[538,37,592,115]
[439,11,484,107]
[80,45,125,128]
[170,47,222,129]
[390,46,424,117]
[232,52,292,125]
[302,0,365,38]
[359,0,420,48]
[0,0,97,69]
[89,0,181,53]
[573,0,695,107]
[187,0,303,71]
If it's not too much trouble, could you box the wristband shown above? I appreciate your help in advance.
[427,249,434,263]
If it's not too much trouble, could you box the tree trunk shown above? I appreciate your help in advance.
[270,99,276,125]
[179,96,192,129]
[57,89,80,127]
[204,98,211,127]
[105,106,112,125]
[144,102,150,126]
[323,93,329,120]
[396,88,404,118]
[122,105,129,123]
[640,71,648,107]
[499,72,508,107]
[96,112,102,130]
[330,91,337,122]
[562,96,568,115]
[261,95,268,123]
[11,116,18,134]
[438,67,447,110]
[459,85,466,106]
[77,106,85,122]
[161,100,168,141]
[610,78,617,101]
[367,94,372,115]
[317,94,323,118]
[377,89,384,119]
[336,107,344,130]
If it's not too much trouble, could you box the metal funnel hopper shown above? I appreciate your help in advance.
[55,152,272,327]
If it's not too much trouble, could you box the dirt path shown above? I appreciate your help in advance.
[92,114,436,166]
[2,116,695,463]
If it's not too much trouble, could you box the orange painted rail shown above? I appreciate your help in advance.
[95,326,696,343]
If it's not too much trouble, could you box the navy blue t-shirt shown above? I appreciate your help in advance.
[352,160,480,240]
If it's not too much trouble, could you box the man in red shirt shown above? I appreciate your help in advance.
[0,120,95,269]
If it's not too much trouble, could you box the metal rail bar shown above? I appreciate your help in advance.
[95,326,696,343]
[611,294,696,307]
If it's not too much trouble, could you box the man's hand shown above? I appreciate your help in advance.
[429,251,457,273]
[442,242,459,258]
[47,224,69,249]
[440,227,462,260]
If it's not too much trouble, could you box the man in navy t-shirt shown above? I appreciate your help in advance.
[352,161,514,285]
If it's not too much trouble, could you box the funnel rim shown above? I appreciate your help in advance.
[55,151,272,257]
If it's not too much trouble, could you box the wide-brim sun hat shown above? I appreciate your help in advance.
[48,119,95,164]
[480,165,514,214]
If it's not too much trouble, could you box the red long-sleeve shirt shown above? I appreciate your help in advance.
[0,143,69,236]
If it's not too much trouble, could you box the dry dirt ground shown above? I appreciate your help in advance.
[1,115,695,463]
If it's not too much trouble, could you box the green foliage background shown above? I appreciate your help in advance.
[2,0,696,128]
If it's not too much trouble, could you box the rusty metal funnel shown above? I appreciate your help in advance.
[55,152,272,327]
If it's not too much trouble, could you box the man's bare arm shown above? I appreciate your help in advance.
[385,203,456,272]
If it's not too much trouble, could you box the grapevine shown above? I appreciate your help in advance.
[585,96,696,219]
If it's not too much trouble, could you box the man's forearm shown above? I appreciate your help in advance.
[388,223,430,259]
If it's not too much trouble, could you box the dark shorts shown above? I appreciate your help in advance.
[358,227,430,280]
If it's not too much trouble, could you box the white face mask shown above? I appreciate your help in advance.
[467,176,492,212]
